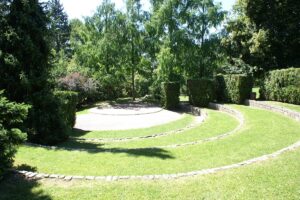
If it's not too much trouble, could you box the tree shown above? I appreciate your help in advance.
[0,91,29,179]
[0,0,69,144]
[125,0,145,100]
[246,0,300,68]
[46,0,70,54]
[222,0,300,75]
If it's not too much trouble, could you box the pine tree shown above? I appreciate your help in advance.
[47,0,70,54]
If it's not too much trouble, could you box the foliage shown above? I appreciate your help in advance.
[53,90,78,128]
[0,91,29,178]
[27,91,69,145]
[187,79,216,107]
[222,0,300,75]
[216,74,253,104]
[262,68,300,104]
[0,0,51,102]
[57,72,98,105]
[161,82,180,110]
[246,0,300,68]
[46,0,70,54]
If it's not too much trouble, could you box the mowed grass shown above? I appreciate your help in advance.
[2,148,300,200]
[70,114,194,139]
[264,101,300,113]
[14,105,300,176]
[61,110,239,149]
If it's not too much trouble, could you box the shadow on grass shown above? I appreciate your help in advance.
[68,128,91,137]
[0,173,52,200]
[55,140,175,160]
[15,164,37,172]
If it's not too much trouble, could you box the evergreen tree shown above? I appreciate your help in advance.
[0,0,69,145]
[47,0,70,54]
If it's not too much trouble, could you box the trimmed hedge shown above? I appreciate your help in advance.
[0,91,29,179]
[54,91,78,128]
[216,74,253,104]
[161,82,180,110]
[27,91,78,145]
[187,79,216,107]
[262,68,300,105]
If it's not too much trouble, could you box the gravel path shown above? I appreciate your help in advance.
[75,106,183,131]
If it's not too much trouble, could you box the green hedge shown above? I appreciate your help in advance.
[216,74,253,104]
[262,68,300,104]
[54,91,78,128]
[161,82,180,110]
[0,91,29,179]
[28,91,78,145]
[187,79,216,107]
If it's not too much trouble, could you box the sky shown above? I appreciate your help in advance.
[53,0,236,20]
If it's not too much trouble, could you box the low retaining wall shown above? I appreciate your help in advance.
[208,103,244,122]
[245,100,300,122]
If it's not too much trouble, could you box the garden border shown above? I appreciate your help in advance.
[245,100,300,121]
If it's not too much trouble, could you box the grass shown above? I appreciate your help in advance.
[179,95,189,102]
[61,110,239,149]
[70,114,194,139]
[264,101,300,113]
[2,148,300,200]
[252,87,260,99]
[14,105,300,176]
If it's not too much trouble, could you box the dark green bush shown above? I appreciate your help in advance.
[187,79,216,107]
[216,74,253,104]
[161,82,180,110]
[27,91,69,145]
[54,91,78,128]
[0,91,29,179]
[262,68,300,104]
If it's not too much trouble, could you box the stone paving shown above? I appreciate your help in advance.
[75,106,183,131]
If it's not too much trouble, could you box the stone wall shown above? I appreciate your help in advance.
[245,100,300,122]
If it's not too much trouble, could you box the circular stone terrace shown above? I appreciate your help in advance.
[75,102,184,131]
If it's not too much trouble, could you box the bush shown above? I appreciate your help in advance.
[57,72,98,105]
[0,91,29,179]
[187,79,216,107]
[161,82,180,110]
[27,91,69,145]
[54,91,78,128]
[262,68,300,104]
[216,74,253,104]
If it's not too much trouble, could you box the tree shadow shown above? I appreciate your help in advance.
[56,140,175,160]
[68,128,91,137]
[15,164,37,172]
[0,173,52,200]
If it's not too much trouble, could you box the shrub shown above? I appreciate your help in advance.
[161,82,180,110]
[187,79,216,107]
[27,91,69,145]
[57,72,98,105]
[0,91,29,179]
[54,91,78,128]
[216,74,253,104]
[262,68,300,104]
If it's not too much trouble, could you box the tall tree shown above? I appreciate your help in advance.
[125,0,144,100]
[0,0,69,144]
[46,0,70,54]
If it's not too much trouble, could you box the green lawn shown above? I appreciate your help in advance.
[61,110,239,149]
[14,105,300,176]
[70,114,194,139]
[264,101,300,113]
[2,147,300,200]
[252,87,260,99]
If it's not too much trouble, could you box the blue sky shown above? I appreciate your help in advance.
[55,0,236,19]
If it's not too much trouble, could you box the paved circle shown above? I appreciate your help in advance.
[75,104,184,131]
